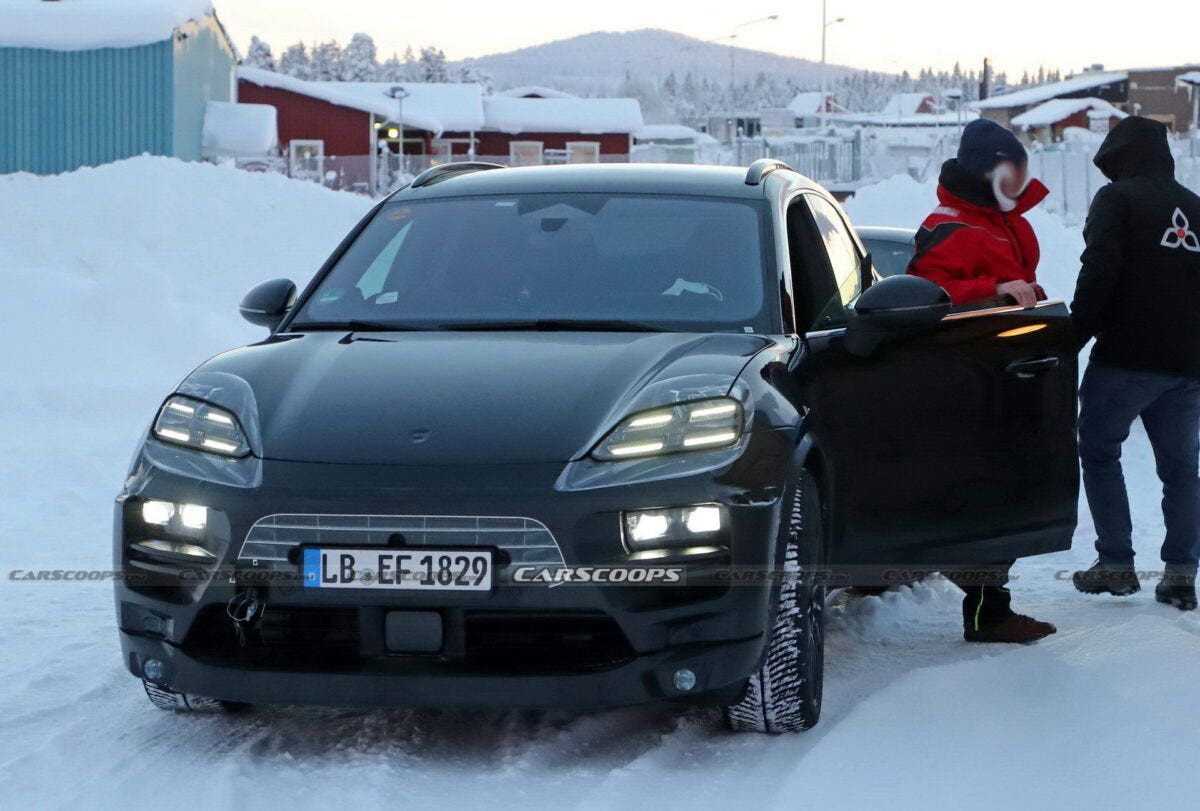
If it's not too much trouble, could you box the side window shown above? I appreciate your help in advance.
[805,195,863,326]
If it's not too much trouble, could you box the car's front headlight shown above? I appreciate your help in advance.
[592,397,744,461]
[152,395,251,458]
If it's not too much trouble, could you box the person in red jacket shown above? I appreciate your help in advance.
[908,119,1058,644]
[908,118,1050,309]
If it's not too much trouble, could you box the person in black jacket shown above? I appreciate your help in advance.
[1071,116,1200,611]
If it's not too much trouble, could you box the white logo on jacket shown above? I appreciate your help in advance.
[1161,208,1200,253]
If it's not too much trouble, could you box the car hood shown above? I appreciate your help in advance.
[191,331,772,465]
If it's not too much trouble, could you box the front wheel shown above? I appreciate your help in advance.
[724,469,826,733]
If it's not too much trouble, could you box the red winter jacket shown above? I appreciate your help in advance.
[907,178,1049,306]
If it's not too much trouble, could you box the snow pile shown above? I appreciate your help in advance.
[202,102,278,157]
[237,67,487,135]
[0,0,213,51]
[482,97,644,135]
[0,157,370,569]
[1012,97,1127,129]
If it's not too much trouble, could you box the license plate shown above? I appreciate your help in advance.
[302,548,492,591]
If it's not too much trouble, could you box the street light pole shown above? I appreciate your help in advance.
[820,2,846,130]
[729,14,780,115]
[389,85,409,176]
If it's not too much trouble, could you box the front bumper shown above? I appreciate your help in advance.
[114,429,794,709]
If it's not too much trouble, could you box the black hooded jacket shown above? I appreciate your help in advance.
[1071,116,1200,377]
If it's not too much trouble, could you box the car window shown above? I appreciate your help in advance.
[805,194,863,328]
[860,236,914,278]
[293,194,776,333]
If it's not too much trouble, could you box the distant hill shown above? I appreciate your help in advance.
[453,28,864,97]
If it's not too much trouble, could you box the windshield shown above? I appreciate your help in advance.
[291,193,774,333]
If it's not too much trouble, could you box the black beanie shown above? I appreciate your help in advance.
[957,119,1027,178]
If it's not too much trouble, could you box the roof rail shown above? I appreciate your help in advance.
[744,158,792,186]
[410,161,506,188]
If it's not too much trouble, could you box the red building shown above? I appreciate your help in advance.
[235,67,644,191]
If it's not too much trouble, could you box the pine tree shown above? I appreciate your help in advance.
[380,53,405,82]
[403,46,418,81]
[418,47,449,82]
[246,36,275,71]
[456,60,493,93]
[309,40,341,81]
[278,42,311,79]
[340,33,379,82]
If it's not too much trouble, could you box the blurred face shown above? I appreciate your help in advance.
[995,160,1029,199]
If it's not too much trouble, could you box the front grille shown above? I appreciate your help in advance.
[184,605,362,668]
[238,513,565,569]
[463,612,636,672]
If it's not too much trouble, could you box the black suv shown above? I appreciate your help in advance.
[114,160,1078,732]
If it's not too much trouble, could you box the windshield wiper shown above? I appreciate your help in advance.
[440,318,664,333]
[285,320,430,332]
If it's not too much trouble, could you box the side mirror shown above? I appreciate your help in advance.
[843,275,951,357]
[239,278,297,330]
[854,275,951,328]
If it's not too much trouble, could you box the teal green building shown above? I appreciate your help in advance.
[0,4,237,174]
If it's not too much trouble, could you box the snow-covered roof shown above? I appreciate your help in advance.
[973,71,1128,110]
[634,124,702,142]
[1176,71,1200,87]
[481,97,643,134]
[0,0,214,51]
[202,101,277,156]
[832,110,979,127]
[237,67,486,135]
[495,85,578,99]
[786,92,845,116]
[879,93,937,117]
[1011,97,1127,128]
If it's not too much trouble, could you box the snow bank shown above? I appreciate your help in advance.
[482,97,644,135]
[0,0,213,51]
[0,157,371,568]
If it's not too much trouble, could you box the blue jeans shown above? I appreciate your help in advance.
[1079,362,1200,575]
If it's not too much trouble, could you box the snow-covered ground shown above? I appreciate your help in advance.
[1,159,1196,810]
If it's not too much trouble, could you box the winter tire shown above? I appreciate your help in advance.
[142,680,240,712]
[724,468,826,733]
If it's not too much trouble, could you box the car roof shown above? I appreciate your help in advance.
[855,225,916,242]
[391,162,824,201]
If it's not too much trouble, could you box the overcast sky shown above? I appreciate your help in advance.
[219,1,1197,77]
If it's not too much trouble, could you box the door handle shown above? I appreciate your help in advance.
[1006,356,1061,379]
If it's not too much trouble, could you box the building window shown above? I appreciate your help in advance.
[565,141,601,163]
[289,140,325,182]
[509,141,544,166]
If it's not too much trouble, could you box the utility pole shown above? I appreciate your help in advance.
[820,2,845,129]
[728,15,780,116]
[389,85,409,176]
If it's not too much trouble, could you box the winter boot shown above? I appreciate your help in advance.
[964,613,1057,644]
[1155,573,1198,611]
[1072,561,1141,596]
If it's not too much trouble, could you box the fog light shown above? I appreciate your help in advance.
[626,511,671,544]
[623,504,726,552]
[673,668,696,692]
[179,504,207,531]
[133,539,215,560]
[141,500,175,526]
[684,505,722,534]
[143,658,165,681]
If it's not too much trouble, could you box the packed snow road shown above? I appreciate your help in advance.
[1,159,1195,809]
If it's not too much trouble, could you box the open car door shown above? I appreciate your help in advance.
[788,193,1078,578]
